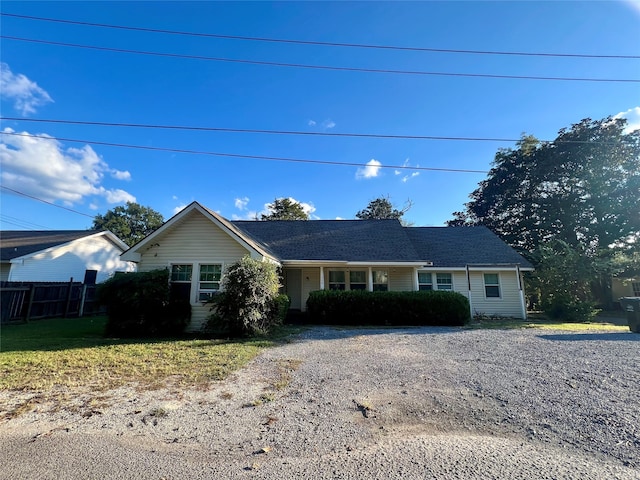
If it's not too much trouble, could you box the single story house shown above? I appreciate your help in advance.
[121,202,533,331]
[0,230,136,283]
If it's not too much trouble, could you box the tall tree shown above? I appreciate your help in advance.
[92,202,164,246]
[356,196,412,221]
[260,197,309,220]
[448,117,640,255]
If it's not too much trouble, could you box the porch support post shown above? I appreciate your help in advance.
[517,265,527,320]
[466,265,474,319]
[413,268,419,291]
[368,267,373,291]
[319,266,325,290]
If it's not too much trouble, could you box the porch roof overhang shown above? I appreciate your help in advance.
[281,260,430,267]
[417,263,534,272]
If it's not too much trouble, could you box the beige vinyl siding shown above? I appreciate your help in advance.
[137,209,252,331]
[388,267,415,291]
[7,235,134,283]
[468,270,524,318]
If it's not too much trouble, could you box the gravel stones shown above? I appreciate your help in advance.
[1,326,638,479]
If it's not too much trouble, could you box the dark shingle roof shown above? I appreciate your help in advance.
[232,219,423,262]
[0,230,101,261]
[232,220,532,268]
[405,226,533,268]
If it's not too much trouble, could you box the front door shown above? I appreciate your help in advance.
[285,269,302,310]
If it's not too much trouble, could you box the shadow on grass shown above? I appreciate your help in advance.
[538,332,639,342]
[0,316,291,353]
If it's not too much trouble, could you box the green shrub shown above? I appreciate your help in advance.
[97,269,191,337]
[207,256,284,337]
[541,293,600,322]
[306,290,470,326]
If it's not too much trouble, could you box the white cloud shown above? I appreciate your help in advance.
[234,196,250,210]
[0,128,135,206]
[322,119,336,129]
[173,204,188,215]
[356,159,382,179]
[308,120,317,126]
[111,169,132,181]
[0,63,53,116]
[395,158,420,183]
[401,172,421,183]
[614,107,640,133]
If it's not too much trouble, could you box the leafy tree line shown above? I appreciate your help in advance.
[449,116,640,316]
[92,202,164,247]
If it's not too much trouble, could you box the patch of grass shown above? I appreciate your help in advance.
[0,317,299,416]
[467,315,629,332]
[271,358,303,391]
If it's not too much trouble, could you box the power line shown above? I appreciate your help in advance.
[2,12,638,60]
[0,185,95,218]
[0,131,490,174]
[3,35,638,84]
[0,117,521,143]
[2,117,632,146]
[0,214,52,230]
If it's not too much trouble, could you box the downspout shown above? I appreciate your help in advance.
[466,265,474,319]
[517,265,527,320]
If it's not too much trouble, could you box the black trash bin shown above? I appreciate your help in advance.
[619,297,640,333]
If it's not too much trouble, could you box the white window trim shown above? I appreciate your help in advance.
[169,262,226,304]
[417,271,434,291]
[372,269,389,292]
[483,272,502,299]
[436,272,453,291]
[327,269,371,291]
[197,262,224,303]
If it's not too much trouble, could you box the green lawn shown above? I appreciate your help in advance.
[0,317,297,393]
[467,313,630,332]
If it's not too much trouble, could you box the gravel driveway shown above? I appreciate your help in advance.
[1,326,639,479]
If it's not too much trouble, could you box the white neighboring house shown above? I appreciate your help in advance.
[0,230,136,283]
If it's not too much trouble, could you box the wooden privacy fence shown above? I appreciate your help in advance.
[0,280,98,324]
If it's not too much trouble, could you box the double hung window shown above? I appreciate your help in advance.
[170,264,193,301]
[436,273,452,290]
[372,270,388,291]
[484,273,501,298]
[329,271,346,290]
[418,272,433,291]
[199,264,222,301]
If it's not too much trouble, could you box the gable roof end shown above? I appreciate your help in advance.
[0,230,128,262]
[120,201,276,262]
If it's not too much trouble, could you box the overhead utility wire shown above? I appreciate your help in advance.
[3,35,637,84]
[2,12,638,60]
[0,131,490,174]
[0,213,52,230]
[2,117,629,146]
[0,185,96,218]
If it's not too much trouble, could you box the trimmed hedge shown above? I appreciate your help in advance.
[306,290,470,326]
[97,269,191,337]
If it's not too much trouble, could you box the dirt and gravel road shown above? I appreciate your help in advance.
[1,326,639,479]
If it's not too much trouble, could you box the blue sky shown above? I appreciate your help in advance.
[1,1,639,231]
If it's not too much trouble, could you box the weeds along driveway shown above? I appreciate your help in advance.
[1,326,639,479]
